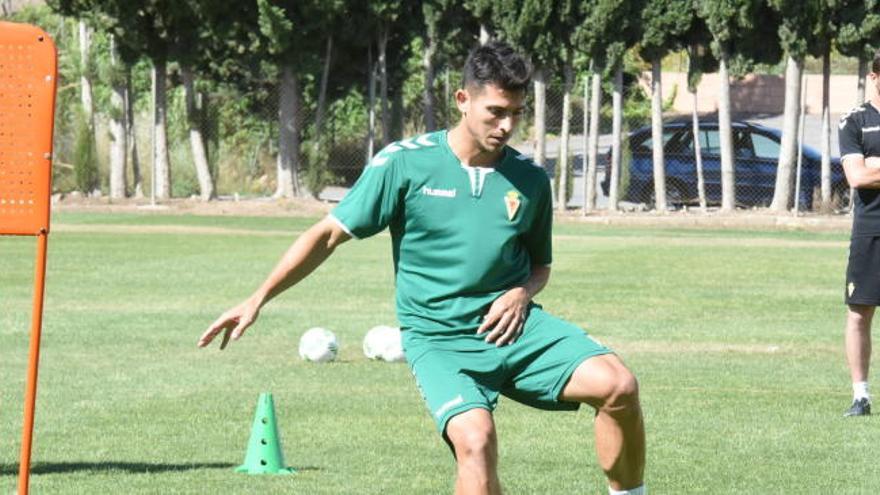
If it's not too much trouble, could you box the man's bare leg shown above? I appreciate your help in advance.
[560,354,645,491]
[446,408,501,495]
[845,304,874,416]
[846,304,874,384]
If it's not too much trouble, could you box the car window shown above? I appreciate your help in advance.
[734,129,755,159]
[699,130,721,155]
[662,130,691,154]
[677,129,703,155]
[751,133,780,160]
[684,129,753,158]
[632,130,677,153]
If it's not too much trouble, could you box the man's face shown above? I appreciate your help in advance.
[455,83,527,153]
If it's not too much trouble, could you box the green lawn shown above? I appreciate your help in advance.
[1,212,873,494]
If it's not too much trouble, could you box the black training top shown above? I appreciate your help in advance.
[839,102,880,237]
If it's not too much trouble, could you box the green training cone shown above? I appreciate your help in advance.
[235,392,296,475]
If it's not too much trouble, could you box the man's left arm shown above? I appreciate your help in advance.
[478,264,551,346]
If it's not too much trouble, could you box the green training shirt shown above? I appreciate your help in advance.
[330,130,552,336]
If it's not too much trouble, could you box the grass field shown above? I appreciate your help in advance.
[1,211,876,494]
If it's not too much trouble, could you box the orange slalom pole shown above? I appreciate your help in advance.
[18,231,49,495]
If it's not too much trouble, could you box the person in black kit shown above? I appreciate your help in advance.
[839,49,880,417]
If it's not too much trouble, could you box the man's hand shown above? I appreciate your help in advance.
[198,297,261,350]
[866,156,880,169]
[196,218,351,352]
[477,287,531,346]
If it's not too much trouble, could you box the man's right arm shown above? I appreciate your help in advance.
[838,108,880,188]
[197,216,351,349]
[843,156,880,189]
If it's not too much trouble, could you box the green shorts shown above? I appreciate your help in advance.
[402,306,612,436]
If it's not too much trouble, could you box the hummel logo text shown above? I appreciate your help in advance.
[422,186,457,198]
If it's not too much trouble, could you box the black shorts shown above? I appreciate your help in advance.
[846,236,880,306]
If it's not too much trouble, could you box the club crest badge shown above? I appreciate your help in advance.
[504,190,521,221]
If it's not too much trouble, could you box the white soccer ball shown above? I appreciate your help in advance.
[298,327,338,362]
[363,325,405,362]
[362,326,386,360]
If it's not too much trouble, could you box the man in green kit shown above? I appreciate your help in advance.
[198,41,646,495]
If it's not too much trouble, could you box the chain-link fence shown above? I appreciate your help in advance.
[74,66,859,215]
[9,4,864,214]
[525,75,853,213]
[79,70,467,200]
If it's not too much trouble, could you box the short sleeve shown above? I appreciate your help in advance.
[521,174,553,266]
[839,109,864,161]
[330,151,406,239]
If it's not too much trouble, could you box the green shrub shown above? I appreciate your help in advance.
[170,140,200,198]
[73,111,99,194]
[301,138,338,199]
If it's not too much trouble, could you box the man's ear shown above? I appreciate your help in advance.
[455,88,469,113]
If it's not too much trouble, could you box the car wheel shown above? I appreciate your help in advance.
[832,182,851,211]
[649,180,690,209]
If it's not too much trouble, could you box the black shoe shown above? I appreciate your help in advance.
[844,398,871,417]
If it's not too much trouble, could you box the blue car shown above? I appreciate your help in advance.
[600,121,848,209]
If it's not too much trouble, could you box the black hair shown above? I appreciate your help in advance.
[874,49,880,74]
[462,41,532,93]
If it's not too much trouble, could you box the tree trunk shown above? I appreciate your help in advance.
[422,33,436,131]
[79,19,98,196]
[109,36,126,199]
[78,20,94,127]
[691,88,707,212]
[650,59,667,211]
[794,71,807,214]
[378,26,390,146]
[556,59,573,210]
[444,69,451,127]
[857,56,867,105]
[584,71,601,213]
[182,66,215,201]
[533,68,547,167]
[391,90,404,142]
[276,64,301,198]
[687,50,706,212]
[718,50,735,211]
[581,72,590,215]
[770,55,803,211]
[608,65,623,211]
[315,36,332,142]
[151,58,171,201]
[820,48,832,211]
[367,45,376,162]
[126,70,143,198]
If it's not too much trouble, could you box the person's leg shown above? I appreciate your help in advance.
[559,354,645,492]
[445,408,501,495]
[843,236,880,415]
[846,304,874,396]
[403,332,505,492]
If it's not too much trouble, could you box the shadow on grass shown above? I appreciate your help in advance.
[1,462,325,476]
[0,462,237,475]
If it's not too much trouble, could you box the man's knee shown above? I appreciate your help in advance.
[563,356,640,412]
[599,367,640,415]
[453,427,497,460]
[848,304,875,325]
[446,410,497,460]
